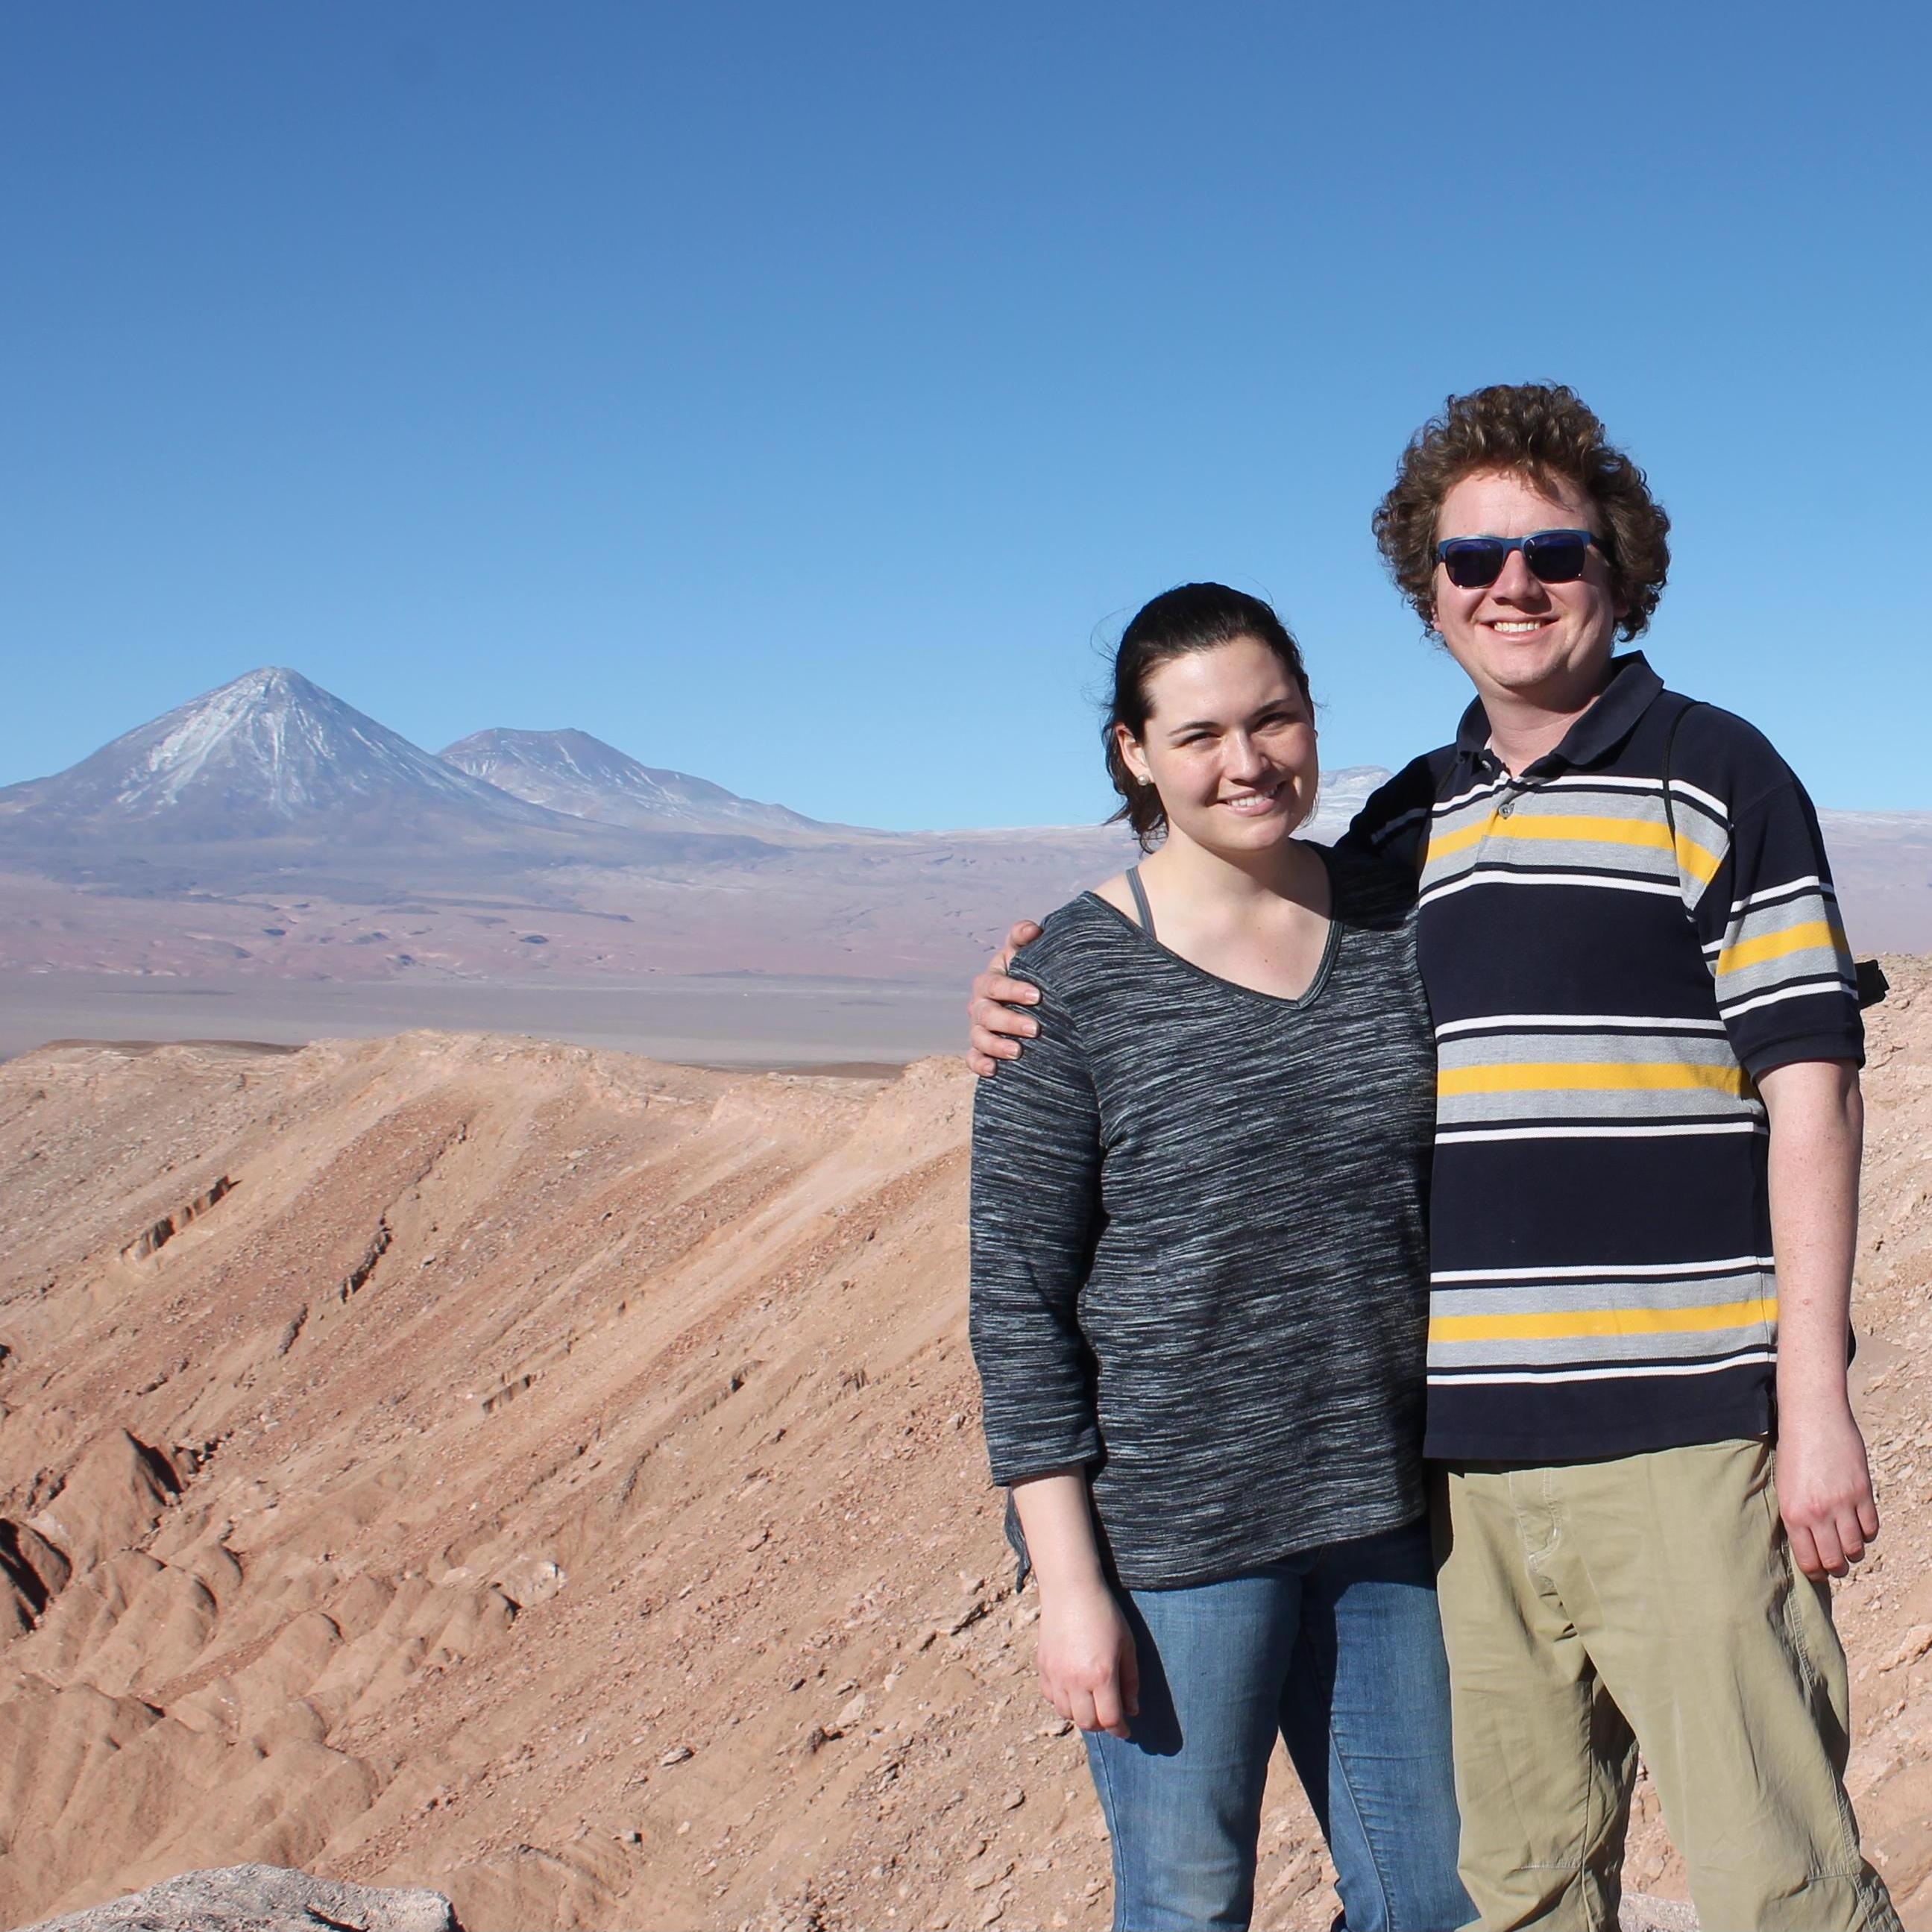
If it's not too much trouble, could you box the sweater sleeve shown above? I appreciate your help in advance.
[968,951,1105,1485]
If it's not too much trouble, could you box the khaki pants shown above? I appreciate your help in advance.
[1436,1439,1898,1932]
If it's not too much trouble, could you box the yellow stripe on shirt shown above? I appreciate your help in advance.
[1426,813,1722,884]
[1437,1061,1750,1098]
[1430,1295,1777,1344]
[1716,919,1849,978]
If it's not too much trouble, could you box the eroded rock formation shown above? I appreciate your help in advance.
[1,969,1929,1928]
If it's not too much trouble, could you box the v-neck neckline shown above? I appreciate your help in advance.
[1083,844,1342,1012]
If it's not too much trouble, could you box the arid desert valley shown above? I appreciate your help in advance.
[1,959,1931,1928]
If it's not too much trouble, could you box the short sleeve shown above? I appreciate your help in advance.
[1335,755,1444,874]
[1691,775,1863,1078]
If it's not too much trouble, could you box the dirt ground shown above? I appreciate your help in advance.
[2,958,1929,1929]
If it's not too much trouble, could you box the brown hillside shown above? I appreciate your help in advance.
[1,966,1930,1929]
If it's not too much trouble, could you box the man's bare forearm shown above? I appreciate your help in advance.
[1761,1059,1862,1420]
[1760,1057,1877,1576]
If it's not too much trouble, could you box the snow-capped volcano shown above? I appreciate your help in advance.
[438,727,821,834]
[0,667,567,840]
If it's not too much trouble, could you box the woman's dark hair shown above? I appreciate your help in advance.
[1371,383,1671,640]
[1104,582,1311,852]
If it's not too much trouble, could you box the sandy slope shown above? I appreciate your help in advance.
[1,969,1929,1929]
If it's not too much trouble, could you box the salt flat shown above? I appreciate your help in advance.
[0,971,963,1069]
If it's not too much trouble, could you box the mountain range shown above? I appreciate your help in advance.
[0,669,1131,985]
[0,670,814,852]
[438,726,822,834]
[0,667,1925,995]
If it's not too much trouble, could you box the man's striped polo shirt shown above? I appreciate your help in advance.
[1348,652,1863,1462]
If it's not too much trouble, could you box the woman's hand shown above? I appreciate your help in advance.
[1007,1471,1135,1736]
[1036,1576,1140,1740]
[966,919,1045,1075]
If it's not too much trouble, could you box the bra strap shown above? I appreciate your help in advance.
[1126,865,1157,939]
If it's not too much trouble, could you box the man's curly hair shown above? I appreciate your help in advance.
[1372,383,1671,641]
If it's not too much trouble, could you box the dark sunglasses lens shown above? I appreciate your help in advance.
[1440,541,1505,588]
[1523,534,1590,582]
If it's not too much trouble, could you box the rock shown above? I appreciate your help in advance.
[946,1597,989,1637]
[28,1429,180,1573]
[962,1854,1012,1891]
[1879,1623,1932,1672]
[1618,1895,1698,1931]
[0,1518,72,1632]
[659,1743,694,1765]
[17,1863,460,1932]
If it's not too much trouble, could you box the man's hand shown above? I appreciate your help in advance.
[966,919,1044,1076]
[1035,1575,1140,1740]
[1778,1404,1879,1581]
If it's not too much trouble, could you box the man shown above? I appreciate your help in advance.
[967,385,1898,1931]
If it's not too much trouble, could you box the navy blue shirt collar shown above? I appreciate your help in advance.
[1450,651,1666,781]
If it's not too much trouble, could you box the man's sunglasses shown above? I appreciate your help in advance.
[1434,528,1607,590]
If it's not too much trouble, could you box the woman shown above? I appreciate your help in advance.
[969,583,1467,1932]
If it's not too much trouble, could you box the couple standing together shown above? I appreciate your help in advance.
[965,385,1899,1932]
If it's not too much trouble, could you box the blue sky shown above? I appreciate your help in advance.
[4,4,1928,828]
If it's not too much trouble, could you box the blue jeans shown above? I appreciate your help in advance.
[1083,1520,1471,1932]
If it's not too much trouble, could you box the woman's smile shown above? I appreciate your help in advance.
[1218,784,1287,815]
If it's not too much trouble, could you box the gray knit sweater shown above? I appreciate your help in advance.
[969,849,1435,1590]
